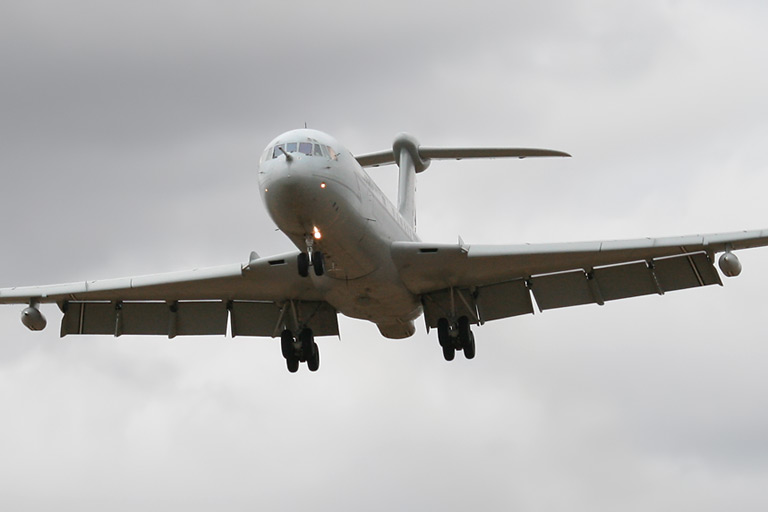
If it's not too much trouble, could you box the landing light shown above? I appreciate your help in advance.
[313,226,322,240]
[320,182,327,189]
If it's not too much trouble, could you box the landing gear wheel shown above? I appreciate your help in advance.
[442,345,455,361]
[297,253,309,277]
[457,316,471,346]
[307,342,320,372]
[286,357,299,373]
[437,318,450,347]
[463,331,476,360]
[313,251,325,276]
[280,329,294,359]
[299,328,314,361]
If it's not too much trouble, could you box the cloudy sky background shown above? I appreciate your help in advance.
[1,0,768,509]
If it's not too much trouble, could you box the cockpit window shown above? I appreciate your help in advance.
[268,141,338,161]
[299,142,313,155]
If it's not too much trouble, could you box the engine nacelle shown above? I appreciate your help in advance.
[21,306,47,331]
[718,251,742,277]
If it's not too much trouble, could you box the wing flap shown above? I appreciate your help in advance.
[475,279,534,322]
[531,270,596,310]
[61,299,340,338]
[652,253,722,291]
[420,251,723,325]
[422,289,478,329]
[530,252,722,311]
[230,301,282,337]
[594,261,659,301]
[62,301,229,337]
[231,300,338,337]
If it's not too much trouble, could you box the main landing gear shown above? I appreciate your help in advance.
[437,316,476,361]
[297,236,325,277]
[281,327,320,372]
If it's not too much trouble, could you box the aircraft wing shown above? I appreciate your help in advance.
[0,252,339,338]
[391,229,768,328]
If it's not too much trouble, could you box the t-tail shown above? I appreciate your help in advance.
[355,134,572,232]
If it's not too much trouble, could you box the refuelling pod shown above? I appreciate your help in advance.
[718,251,742,277]
[21,305,47,331]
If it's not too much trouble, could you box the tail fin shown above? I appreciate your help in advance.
[361,134,571,232]
[393,133,430,231]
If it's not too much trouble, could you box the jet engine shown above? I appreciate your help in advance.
[718,251,742,277]
[21,305,47,331]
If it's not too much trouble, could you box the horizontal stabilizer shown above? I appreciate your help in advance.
[356,146,570,168]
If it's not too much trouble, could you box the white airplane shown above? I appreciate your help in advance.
[2,128,766,372]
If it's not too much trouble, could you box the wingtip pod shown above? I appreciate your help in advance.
[718,251,742,277]
[21,305,47,331]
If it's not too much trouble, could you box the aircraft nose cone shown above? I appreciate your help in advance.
[265,169,313,205]
[262,163,326,232]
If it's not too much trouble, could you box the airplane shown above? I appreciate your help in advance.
[1,128,767,373]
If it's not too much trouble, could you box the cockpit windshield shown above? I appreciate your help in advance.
[269,141,338,161]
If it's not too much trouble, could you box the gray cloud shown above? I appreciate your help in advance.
[1,1,768,510]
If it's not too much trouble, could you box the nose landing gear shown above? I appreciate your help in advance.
[437,316,476,361]
[297,235,325,277]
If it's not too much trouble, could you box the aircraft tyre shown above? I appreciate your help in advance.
[313,251,325,276]
[437,318,450,347]
[457,316,471,346]
[464,331,476,359]
[308,342,320,372]
[280,329,294,359]
[442,345,455,361]
[298,253,310,277]
[286,357,300,373]
[299,328,314,360]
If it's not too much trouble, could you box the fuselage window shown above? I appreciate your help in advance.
[299,142,313,155]
[286,142,298,153]
[313,144,324,157]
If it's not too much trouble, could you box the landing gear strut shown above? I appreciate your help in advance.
[436,316,476,361]
[281,327,320,373]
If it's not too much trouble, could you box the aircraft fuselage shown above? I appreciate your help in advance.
[258,129,421,338]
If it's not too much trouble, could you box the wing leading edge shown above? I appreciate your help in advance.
[391,229,768,328]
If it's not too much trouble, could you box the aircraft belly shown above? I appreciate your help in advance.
[315,223,422,327]
[316,264,422,326]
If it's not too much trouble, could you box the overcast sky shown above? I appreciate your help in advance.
[1,1,768,510]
